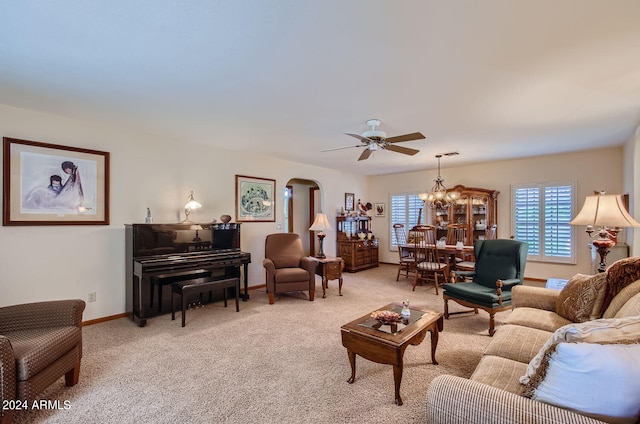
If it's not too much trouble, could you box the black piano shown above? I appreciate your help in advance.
[125,223,251,327]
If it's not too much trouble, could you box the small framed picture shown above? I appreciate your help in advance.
[374,203,385,217]
[345,193,355,212]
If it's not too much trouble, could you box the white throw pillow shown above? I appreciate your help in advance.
[520,315,640,385]
[531,342,640,424]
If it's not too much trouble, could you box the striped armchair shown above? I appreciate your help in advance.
[0,299,85,424]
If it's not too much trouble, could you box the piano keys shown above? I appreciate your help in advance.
[125,223,251,327]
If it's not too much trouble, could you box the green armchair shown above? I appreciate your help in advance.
[442,239,527,336]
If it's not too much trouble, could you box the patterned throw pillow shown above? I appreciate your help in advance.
[555,273,608,322]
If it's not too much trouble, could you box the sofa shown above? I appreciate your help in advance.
[426,257,640,424]
[1,299,85,424]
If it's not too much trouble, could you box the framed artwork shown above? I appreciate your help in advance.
[374,202,385,217]
[3,137,110,226]
[235,175,276,222]
[345,193,355,212]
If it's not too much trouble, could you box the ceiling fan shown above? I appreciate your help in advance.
[322,119,425,161]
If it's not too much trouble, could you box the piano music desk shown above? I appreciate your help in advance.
[171,277,240,327]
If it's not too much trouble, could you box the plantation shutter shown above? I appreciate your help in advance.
[512,182,575,264]
[514,187,540,257]
[390,193,424,248]
[544,185,573,258]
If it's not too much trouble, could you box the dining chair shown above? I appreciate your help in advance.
[393,224,416,281]
[456,225,498,276]
[485,224,497,239]
[445,223,466,245]
[412,225,449,293]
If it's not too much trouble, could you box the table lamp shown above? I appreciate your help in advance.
[182,190,202,223]
[309,212,332,258]
[570,192,640,272]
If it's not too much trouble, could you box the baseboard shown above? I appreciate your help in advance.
[82,313,128,326]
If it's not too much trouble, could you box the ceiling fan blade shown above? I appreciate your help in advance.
[384,144,420,156]
[358,148,373,161]
[384,132,426,144]
[345,132,372,143]
[321,145,364,152]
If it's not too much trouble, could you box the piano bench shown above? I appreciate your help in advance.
[170,277,240,327]
[150,268,212,313]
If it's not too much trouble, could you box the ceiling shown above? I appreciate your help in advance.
[1,1,640,175]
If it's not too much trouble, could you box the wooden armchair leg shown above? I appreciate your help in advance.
[488,313,496,337]
[268,292,275,304]
[65,361,81,386]
[443,297,449,319]
[309,290,315,301]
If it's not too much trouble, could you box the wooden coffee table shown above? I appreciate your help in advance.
[340,303,443,405]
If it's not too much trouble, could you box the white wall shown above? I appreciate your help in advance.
[0,105,367,320]
[623,125,640,255]
[368,147,625,280]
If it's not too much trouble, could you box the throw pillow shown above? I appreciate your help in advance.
[523,342,640,424]
[555,273,607,322]
[602,256,640,314]
[519,315,640,385]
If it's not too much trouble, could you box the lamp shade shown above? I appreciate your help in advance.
[309,213,332,232]
[571,194,640,228]
[185,191,202,210]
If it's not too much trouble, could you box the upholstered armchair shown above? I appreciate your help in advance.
[442,239,527,336]
[1,299,85,424]
[263,233,316,304]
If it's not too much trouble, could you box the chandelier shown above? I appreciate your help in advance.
[421,154,459,209]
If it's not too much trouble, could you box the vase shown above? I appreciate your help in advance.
[220,215,232,223]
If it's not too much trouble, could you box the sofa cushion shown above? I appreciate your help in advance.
[505,307,572,333]
[470,355,528,395]
[523,342,640,424]
[484,324,550,364]
[520,315,640,385]
[603,279,640,318]
[615,291,640,318]
[555,273,607,322]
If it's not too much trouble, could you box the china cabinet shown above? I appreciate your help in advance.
[336,215,379,272]
[430,185,499,245]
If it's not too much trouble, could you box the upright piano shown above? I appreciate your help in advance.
[125,223,251,327]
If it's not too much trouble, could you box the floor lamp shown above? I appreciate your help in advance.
[310,212,332,259]
[570,193,640,272]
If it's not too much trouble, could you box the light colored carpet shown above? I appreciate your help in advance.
[13,264,514,424]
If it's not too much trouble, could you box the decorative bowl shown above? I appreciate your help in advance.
[370,310,403,325]
[220,215,232,223]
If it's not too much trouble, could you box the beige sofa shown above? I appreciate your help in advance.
[425,258,640,424]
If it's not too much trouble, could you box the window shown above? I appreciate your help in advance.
[390,193,425,249]
[512,182,576,264]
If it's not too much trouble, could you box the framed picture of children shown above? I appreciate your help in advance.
[3,137,110,225]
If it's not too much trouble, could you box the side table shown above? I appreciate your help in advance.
[310,256,344,298]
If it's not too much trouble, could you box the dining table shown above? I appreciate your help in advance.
[398,243,474,270]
